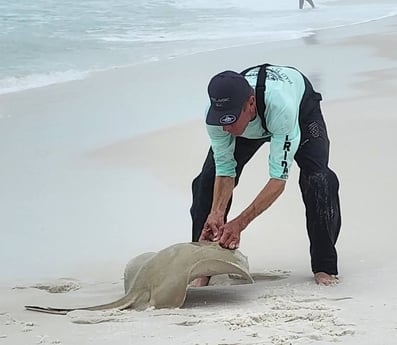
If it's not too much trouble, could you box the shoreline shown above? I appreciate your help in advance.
[0,13,396,100]
[0,15,396,148]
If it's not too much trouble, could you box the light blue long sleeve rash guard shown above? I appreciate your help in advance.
[206,65,306,181]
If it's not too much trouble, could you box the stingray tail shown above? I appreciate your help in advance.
[24,292,136,315]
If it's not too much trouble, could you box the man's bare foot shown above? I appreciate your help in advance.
[189,276,210,287]
[314,272,339,286]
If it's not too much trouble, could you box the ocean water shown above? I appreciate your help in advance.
[0,0,396,95]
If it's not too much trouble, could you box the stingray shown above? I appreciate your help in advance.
[25,241,254,314]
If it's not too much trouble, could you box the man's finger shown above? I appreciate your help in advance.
[229,241,239,249]
[224,238,233,249]
[218,231,229,247]
[216,224,227,240]
[199,229,211,241]
[213,227,223,241]
[221,234,239,250]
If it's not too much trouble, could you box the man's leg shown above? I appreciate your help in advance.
[298,167,341,280]
[295,98,341,284]
[190,137,267,242]
[190,148,216,242]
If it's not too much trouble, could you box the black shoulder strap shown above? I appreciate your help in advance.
[241,64,271,133]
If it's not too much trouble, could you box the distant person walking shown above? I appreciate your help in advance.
[300,0,315,9]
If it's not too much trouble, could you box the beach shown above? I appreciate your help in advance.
[1,9,397,345]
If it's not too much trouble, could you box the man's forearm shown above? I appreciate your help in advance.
[237,178,286,229]
[211,176,235,214]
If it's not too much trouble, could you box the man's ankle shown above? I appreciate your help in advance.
[190,276,210,287]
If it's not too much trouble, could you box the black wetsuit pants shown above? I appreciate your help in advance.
[189,77,341,275]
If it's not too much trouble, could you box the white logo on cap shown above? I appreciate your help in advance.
[220,114,237,124]
[211,97,231,109]
[211,97,231,103]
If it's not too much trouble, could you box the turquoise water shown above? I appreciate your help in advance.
[0,0,396,94]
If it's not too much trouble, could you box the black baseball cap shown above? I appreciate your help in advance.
[206,70,252,126]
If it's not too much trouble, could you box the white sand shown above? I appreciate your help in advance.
[1,15,397,345]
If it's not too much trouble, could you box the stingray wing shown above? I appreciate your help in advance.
[150,258,254,310]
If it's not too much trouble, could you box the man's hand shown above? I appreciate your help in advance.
[199,211,224,241]
[200,213,243,249]
[218,218,242,249]
[215,178,285,249]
